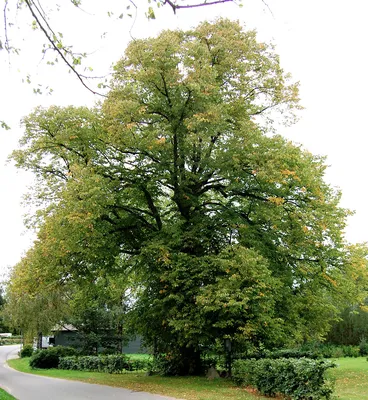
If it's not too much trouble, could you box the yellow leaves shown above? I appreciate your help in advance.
[322,272,337,287]
[192,110,219,124]
[148,137,166,150]
[281,169,300,181]
[126,122,136,130]
[155,137,166,145]
[302,225,309,233]
[158,248,170,264]
[360,305,368,313]
[268,196,285,206]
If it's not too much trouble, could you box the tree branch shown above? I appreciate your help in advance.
[164,0,234,13]
[23,0,106,97]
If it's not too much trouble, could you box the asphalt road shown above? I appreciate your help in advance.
[0,345,177,400]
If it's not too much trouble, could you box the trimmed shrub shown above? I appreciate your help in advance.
[19,345,33,358]
[232,358,336,399]
[30,346,77,369]
[58,354,152,374]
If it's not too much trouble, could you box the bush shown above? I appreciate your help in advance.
[150,354,182,376]
[30,346,77,369]
[359,337,368,356]
[232,358,336,399]
[298,342,362,359]
[267,349,320,359]
[58,354,152,374]
[341,345,360,358]
[19,345,33,358]
[240,348,320,360]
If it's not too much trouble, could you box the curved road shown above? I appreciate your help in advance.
[0,345,177,400]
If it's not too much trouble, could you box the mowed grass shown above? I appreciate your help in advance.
[0,388,16,400]
[8,357,266,400]
[329,357,368,400]
[10,356,368,400]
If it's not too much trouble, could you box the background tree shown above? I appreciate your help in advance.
[4,245,71,344]
[324,244,368,345]
[66,276,129,354]
[0,288,12,333]
[8,19,368,374]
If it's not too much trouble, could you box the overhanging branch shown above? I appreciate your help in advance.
[164,0,235,13]
[23,0,106,97]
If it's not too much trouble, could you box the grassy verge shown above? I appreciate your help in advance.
[8,358,265,400]
[0,388,17,400]
[328,356,368,400]
[12,356,367,400]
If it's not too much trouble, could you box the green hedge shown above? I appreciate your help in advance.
[59,354,152,373]
[241,345,363,360]
[0,337,22,345]
[232,358,336,399]
[239,348,320,360]
[30,347,77,369]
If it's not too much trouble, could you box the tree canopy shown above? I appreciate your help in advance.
[5,19,368,374]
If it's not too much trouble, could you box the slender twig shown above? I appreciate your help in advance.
[24,0,106,97]
[128,0,138,40]
[3,0,10,51]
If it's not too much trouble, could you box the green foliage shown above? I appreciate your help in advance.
[299,342,361,359]
[327,306,368,345]
[7,19,368,375]
[232,358,336,399]
[20,345,34,358]
[359,337,368,356]
[0,120,10,130]
[238,348,321,360]
[29,346,77,369]
[58,354,152,373]
[65,276,128,355]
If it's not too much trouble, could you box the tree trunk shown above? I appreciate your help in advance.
[177,345,202,375]
[37,332,43,349]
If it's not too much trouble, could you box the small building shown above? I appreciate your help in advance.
[50,325,147,354]
[51,324,78,347]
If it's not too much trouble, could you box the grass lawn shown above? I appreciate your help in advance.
[10,356,368,400]
[329,357,368,400]
[0,388,16,400]
[8,357,266,400]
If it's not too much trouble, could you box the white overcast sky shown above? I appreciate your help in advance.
[1,0,367,276]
